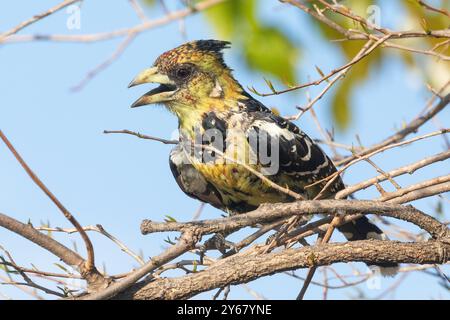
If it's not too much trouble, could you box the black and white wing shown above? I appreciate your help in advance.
[241,102,345,198]
[239,94,398,274]
[169,145,225,211]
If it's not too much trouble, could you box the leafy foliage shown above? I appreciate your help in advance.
[143,0,449,130]
[204,0,299,84]
[304,0,449,128]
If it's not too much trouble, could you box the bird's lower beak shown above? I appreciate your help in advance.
[128,67,177,108]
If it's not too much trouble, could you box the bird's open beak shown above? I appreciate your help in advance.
[128,67,177,108]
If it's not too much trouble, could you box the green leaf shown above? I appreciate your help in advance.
[204,0,257,37]
[164,215,177,223]
[0,256,9,273]
[315,65,328,82]
[141,0,156,7]
[164,236,175,245]
[332,84,351,130]
[264,78,276,93]
[435,199,444,218]
[205,0,298,84]
[0,256,18,275]
[243,26,298,84]
[54,263,69,273]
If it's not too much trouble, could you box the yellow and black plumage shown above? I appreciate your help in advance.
[129,40,398,274]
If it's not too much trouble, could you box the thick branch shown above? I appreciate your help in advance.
[80,229,201,300]
[0,212,108,291]
[0,213,84,268]
[118,240,449,299]
[141,200,449,241]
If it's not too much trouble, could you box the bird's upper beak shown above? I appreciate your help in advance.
[128,67,177,108]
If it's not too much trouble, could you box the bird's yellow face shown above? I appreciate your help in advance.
[129,40,244,130]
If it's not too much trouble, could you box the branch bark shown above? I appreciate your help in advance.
[81,229,201,300]
[0,212,109,291]
[141,200,450,240]
[0,213,84,268]
[117,240,449,300]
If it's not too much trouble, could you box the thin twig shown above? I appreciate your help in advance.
[3,0,226,43]
[0,0,81,42]
[37,224,145,266]
[103,130,178,144]
[0,131,96,273]
[70,34,137,92]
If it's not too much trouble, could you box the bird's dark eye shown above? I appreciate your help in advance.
[175,66,192,80]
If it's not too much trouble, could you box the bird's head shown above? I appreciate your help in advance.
[129,40,244,125]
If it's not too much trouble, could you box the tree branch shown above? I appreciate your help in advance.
[0,130,96,272]
[0,0,81,42]
[141,200,449,242]
[118,240,449,300]
[3,0,226,44]
[0,213,84,268]
[80,229,201,300]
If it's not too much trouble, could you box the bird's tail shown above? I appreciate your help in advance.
[337,216,399,277]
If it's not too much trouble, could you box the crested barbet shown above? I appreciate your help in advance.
[128,40,398,275]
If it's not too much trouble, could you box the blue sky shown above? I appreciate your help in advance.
[1,0,449,299]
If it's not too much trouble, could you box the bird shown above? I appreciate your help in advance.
[128,39,398,275]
